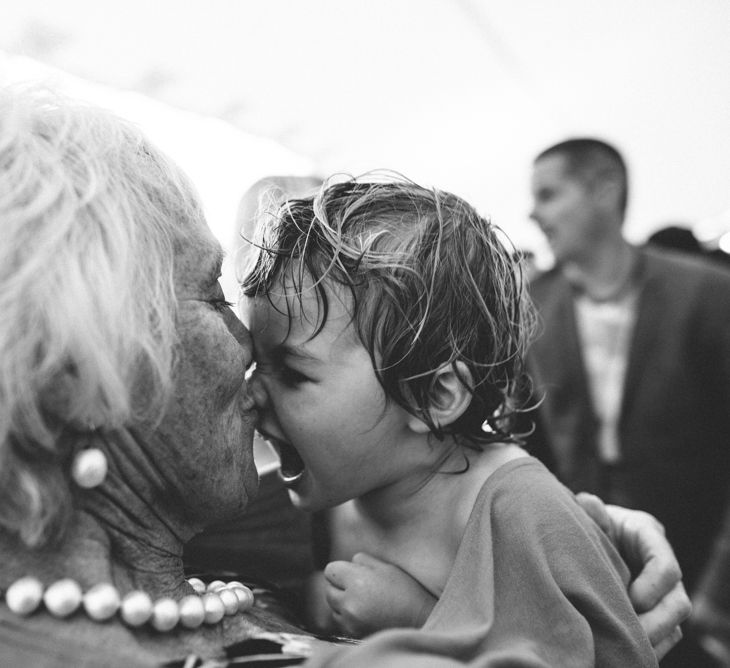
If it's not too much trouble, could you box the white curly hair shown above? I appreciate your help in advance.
[0,87,204,546]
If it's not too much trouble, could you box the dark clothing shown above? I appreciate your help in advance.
[186,469,315,620]
[306,458,656,667]
[693,502,730,660]
[0,614,156,667]
[526,247,730,667]
[527,247,730,592]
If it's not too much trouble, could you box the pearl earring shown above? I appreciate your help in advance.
[71,448,108,488]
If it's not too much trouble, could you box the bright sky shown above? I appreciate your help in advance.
[2,0,730,270]
[0,50,315,299]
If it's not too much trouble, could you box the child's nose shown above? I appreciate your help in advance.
[249,369,269,409]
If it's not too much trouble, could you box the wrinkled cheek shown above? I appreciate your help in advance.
[188,354,245,405]
[178,313,247,396]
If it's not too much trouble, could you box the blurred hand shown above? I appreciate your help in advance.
[323,552,437,638]
[577,492,692,660]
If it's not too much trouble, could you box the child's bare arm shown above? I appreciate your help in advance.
[322,552,437,638]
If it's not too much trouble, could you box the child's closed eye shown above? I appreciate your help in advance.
[279,366,310,386]
[256,360,311,387]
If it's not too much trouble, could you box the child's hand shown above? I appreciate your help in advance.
[323,552,437,638]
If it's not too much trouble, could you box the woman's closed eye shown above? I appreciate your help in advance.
[210,298,235,313]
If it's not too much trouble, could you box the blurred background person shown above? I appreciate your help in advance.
[234,175,324,244]
[232,174,324,281]
[647,224,730,268]
[218,175,325,322]
[692,501,730,666]
[526,137,730,667]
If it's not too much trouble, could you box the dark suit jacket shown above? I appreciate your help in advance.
[527,246,730,589]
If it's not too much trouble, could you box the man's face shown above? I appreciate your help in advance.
[244,269,418,513]
[530,154,600,264]
[150,215,259,525]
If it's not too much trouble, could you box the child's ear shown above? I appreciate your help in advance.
[406,361,473,434]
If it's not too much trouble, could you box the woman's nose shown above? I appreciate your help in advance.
[249,369,269,410]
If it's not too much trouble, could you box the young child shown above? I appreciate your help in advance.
[240,176,657,666]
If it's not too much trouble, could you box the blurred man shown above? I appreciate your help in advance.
[526,138,730,667]
[693,502,730,665]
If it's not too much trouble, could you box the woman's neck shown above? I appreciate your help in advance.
[0,504,191,601]
[0,428,203,600]
[82,496,191,598]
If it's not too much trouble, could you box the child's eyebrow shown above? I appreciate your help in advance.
[271,343,318,363]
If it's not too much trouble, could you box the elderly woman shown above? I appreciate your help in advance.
[0,88,308,666]
[0,89,688,667]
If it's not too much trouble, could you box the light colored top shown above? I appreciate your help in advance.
[573,290,638,462]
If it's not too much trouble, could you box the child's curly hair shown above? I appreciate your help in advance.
[241,174,536,447]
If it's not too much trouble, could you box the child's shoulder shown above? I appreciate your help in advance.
[468,453,629,578]
[433,456,654,667]
[456,449,587,541]
[464,451,616,553]
[468,448,559,504]
[473,454,587,523]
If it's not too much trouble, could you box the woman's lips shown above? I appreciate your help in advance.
[238,386,257,413]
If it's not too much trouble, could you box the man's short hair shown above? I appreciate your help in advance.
[536,138,629,215]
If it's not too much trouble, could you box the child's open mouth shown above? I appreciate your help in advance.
[265,436,305,485]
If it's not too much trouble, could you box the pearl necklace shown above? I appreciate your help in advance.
[3,576,254,633]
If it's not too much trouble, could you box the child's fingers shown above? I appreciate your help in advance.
[324,579,345,613]
[323,560,356,589]
[351,552,385,568]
